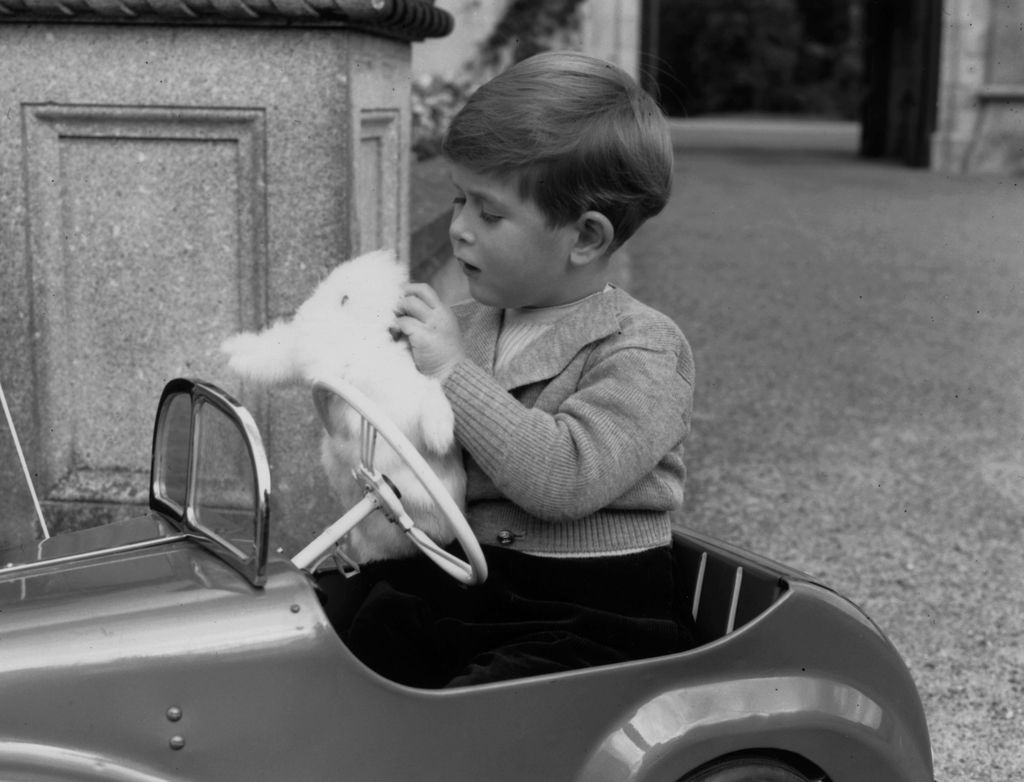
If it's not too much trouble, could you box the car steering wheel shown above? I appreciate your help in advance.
[291,377,487,586]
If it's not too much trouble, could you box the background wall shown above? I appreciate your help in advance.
[0,12,427,554]
[933,0,1024,174]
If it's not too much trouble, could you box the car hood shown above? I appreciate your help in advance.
[0,513,284,634]
[0,515,262,658]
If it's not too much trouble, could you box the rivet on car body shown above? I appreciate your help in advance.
[169,735,186,750]
[166,706,182,722]
[291,604,301,613]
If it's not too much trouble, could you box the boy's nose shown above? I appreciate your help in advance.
[449,213,472,246]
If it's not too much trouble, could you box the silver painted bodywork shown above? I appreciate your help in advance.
[0,380,934,781]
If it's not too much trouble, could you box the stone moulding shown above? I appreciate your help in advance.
[0,0,452,39]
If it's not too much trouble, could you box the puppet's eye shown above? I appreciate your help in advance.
[340,295,350,306]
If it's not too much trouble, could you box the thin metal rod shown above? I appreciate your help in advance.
[691,551,707,622]
[0,377,50,540]
[361,418,377,470]
[726,566,744,635]
[1,533,187,578]
[290,493,380,571]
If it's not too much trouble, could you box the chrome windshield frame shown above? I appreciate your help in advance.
[149,378,271,587]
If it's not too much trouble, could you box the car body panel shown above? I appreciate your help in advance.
[0,379,933,781]
[1,520,931,782]
[577,580,932,782]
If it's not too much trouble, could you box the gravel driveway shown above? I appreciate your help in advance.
[633,119,1024,781]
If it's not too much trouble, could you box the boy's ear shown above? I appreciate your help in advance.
[569,211,615,267]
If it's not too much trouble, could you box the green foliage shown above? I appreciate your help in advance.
[656,0,863,119]
[411,0,863,158]
[412,72,476,161]
[411,0,586,160]
[484,0,586,65]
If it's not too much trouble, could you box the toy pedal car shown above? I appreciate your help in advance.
[0,378,934,781]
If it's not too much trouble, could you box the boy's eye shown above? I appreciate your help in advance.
[451,194,499,224]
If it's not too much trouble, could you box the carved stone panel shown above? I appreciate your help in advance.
[348,38,411,263]
[356,108,402,254]
[18,104,268,527]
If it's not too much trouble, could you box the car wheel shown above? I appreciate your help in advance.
[683,756,819,782]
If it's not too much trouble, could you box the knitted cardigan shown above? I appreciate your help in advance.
[442,286,694,556]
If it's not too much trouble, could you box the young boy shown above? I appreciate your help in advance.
[352,50,695,687]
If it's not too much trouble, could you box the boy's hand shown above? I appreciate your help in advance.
[393,283,465,382]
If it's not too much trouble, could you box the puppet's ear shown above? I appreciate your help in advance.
[220,323,300,385]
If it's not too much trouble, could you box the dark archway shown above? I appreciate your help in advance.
[640,0,942,167]
[859,0,943,167]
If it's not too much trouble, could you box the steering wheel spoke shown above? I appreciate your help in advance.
[291,492,381,571]
[292,377,488,585]
[360,418,378,471]
[405,526,475,582]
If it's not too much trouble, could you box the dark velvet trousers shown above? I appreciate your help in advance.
[345,545,695,688]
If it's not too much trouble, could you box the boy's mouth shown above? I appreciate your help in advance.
[458,258,481,275]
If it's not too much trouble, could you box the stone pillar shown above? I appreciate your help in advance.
[0,0,453,553]
[933,0,1024,174]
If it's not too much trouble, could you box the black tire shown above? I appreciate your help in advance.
[683,756,818,782]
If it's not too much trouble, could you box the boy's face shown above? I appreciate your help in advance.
[448,163,581,309]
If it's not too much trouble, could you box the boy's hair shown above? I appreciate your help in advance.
[443,51,673,251]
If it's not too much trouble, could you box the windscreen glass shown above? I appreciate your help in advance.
[153,391,192,518]
[190,398,258,563]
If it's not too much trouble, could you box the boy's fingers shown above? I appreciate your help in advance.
[395,294,433,322]
[391,315,423,338]
[401,282,442,308]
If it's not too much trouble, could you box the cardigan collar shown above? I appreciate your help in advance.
[455,287,624,391]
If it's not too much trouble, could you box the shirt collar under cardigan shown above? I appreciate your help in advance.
[453,286,625,392]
